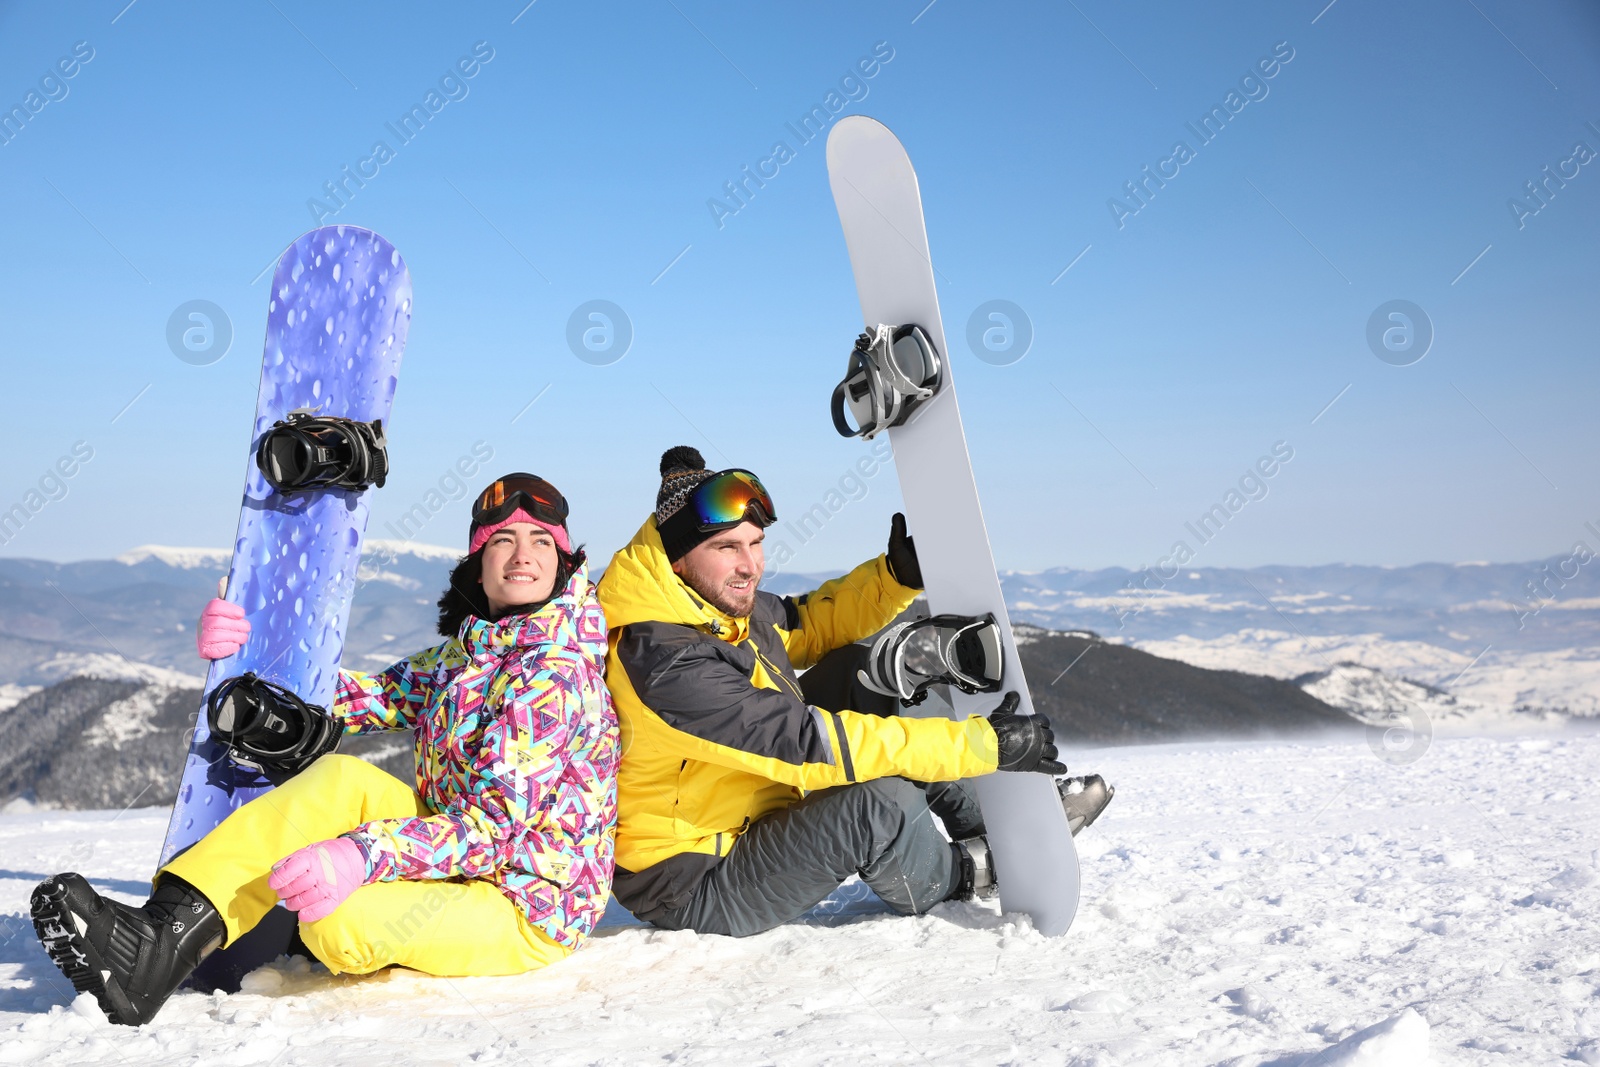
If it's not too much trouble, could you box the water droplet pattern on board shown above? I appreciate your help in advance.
[161,225,412,865]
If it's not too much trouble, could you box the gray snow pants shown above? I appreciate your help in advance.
[646,644,986,938]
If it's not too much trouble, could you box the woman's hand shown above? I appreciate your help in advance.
[197,578,250,660]
[269,837,369,923]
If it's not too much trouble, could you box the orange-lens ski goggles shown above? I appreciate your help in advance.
[472,473,569,528]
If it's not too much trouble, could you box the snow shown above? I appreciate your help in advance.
[1055,590,1264,615]
[1447,648,1600,719]
[114,546,231,569]
[1134,629,1600,722]
[352,565,422,590]
[114,541,461,570]
[31,653,202,690]
[1300,1008,1429,1065]
[0,685,41,714]
[81,686,180,748]
[1297,664,1567,736]
[361,539,462,563]
[1133,628,1472,683]
[1012,623,1099,648]
[4,730,1599,1064]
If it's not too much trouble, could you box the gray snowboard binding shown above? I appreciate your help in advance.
[953,776,1115,901]
[1058,774,1114,836]
[858,613,1005,707]
[831,324,944,440]
[952,837,999,901]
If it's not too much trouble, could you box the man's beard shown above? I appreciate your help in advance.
[679,560,759,617]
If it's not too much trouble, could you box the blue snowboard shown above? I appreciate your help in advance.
[159,226,411,991]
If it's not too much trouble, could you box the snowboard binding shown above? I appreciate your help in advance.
[256,409,389,493]
[206,672,341,785]
[831,324,944,440]
[858,613,1006,707]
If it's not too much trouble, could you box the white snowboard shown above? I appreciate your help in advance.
[826,115,1080,936]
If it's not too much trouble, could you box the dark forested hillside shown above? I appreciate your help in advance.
[1013,626,1359,746]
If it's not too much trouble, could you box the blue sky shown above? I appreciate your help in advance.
[0,0,1596,573]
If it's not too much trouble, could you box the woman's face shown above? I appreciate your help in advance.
[478,523,560,615]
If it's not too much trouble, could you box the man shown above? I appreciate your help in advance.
[597,447,1112,936]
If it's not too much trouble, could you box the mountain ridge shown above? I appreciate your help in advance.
[3,546,1593,717]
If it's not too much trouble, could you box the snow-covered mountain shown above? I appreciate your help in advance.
[0,541,463,688]
[995,561,1600,721]
[1,620,1364,810]
[0,677,413,812]
[997,560,1600,656]
[3,546,1592,725]
[1294,661,1576,734]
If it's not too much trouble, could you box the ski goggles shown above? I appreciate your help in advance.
[471,473,570,529]
[683,469,777,530]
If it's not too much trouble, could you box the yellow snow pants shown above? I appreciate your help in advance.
[161,753,569,977]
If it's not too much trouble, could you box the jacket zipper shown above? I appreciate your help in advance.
[751,642,805,704]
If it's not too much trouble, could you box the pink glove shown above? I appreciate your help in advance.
[269,837,370,923]
[197,596,250,660]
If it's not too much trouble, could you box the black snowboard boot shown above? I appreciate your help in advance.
[31,872,225,1026]
[950,837,999,901]
[1058,774,1114,836]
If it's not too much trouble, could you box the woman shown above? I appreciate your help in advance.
[30,473,619,1026]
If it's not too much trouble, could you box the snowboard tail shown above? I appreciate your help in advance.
[160,226,412,987]
[826,116,1080,936]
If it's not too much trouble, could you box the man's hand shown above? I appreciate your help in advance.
[886,512,923,589]
[988,692,1066,775]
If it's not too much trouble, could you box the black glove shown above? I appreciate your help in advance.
[987,692,1067,775]
[886,512,923,589]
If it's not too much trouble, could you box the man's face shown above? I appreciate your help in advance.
[671,521,765,618]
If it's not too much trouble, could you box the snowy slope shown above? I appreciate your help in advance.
[1294,663,1568,736]
[0,685,39,713]
[3,731,1597,1065]
[1137,629,1600,722]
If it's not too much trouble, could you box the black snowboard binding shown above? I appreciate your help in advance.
[256,408,389,492]
[31,872,224,1026]
[207,672,340,785]
[857,613,1005,707]
[831,324,944,440]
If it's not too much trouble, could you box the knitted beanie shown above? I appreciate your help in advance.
[655,446,721,563]
[468,507,573,555]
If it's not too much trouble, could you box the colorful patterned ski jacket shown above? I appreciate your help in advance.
[330,564,620,950]
[597,517,1000,920]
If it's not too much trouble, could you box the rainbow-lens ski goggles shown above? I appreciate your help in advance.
[472,473,569,529]
[684,469,777,530]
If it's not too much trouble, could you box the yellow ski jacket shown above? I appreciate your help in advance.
[597,516,999,919]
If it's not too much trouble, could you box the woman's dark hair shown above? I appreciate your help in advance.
[435,545,586,638]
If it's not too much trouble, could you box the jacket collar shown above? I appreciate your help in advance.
[457,562,607,667]
[597,516,751,644]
